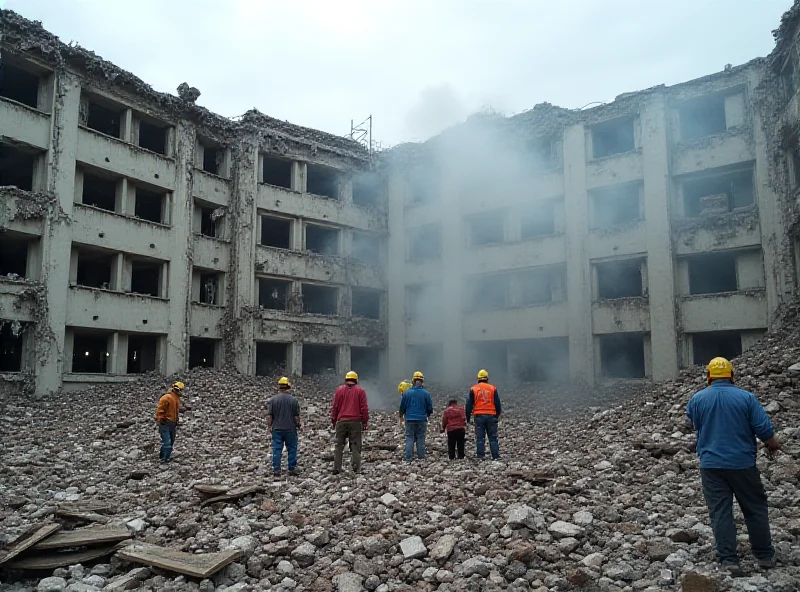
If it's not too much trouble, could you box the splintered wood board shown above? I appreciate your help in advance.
[55,509,110,524]
[199,484,264,508]
[116,542,242,578]
[0,523,61,565]
[7,545,119,570]
[32,526,131,550]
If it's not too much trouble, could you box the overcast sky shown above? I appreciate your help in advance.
[4,0,791,146]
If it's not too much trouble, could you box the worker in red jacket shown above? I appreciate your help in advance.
[331,371,369,474]
[441,398,467,460]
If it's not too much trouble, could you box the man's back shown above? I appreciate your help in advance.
[400,387,433,421]
[332,384,369,424]
[687,381,774,469]
[269,392,300,431]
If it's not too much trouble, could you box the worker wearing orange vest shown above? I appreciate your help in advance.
[466,369,502,460]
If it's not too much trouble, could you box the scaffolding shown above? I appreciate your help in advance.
[350,115,381,164]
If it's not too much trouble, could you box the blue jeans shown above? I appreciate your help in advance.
[474,415,499,459]
[272,429,298,472]
[404,420,427,460]
[159,421,177,461]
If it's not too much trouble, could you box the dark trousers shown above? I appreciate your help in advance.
[474,415,500,459]
[158,421,177,460]
[271,429,298,472]
[334,420,363,472]
[404,420,427,460]
[447,429,465,459]
[700,466,774,563]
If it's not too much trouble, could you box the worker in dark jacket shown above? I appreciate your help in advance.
[686,357,781,574]
[466,369,502,460]
[155,381,183,463]
[267,377,302,477]
[331,371,369,474]
[399,371,434,461]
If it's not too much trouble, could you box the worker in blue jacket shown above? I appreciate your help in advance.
[686,357,781,574]
[399,371,433,461]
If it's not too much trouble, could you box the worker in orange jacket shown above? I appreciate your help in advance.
[155,381,184,463]
[466,369,502,460]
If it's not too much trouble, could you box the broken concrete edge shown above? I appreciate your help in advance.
[114,542,242,579]
[198,484,265,509]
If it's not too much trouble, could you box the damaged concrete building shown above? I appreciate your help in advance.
[0,11,387,395]
[384,5,800,385]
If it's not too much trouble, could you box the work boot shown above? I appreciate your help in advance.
[758,557,777,569]
[720,561,743,577]
[288,469,299,477]
[273,471,281,477]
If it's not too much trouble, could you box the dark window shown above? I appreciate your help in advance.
[138,120,167,154]
[351,347,381,382]
[352,289,381,319]
[263,156,292,189]
[682,169,754,216]
[592,119,635,159]
[469,275,507,311]
[189,338,217,369]
[199,272,221,305]
[198,205,219,238]
[201,140,222,175]
[256,342,288,376]
[71,333,109,373]
[302,344,336,375]
[521,200,556,239]
[680,96,727,140]
[261,216,291,249]
[406,283,441,320]
[351,232,381,266]
[307,165,339,199]
[86,101,122,138]
[469,211,505,247]
[0,144,36,190]
[82,173,118,212]
[596,259,644,299]
[692,331,742,366]
[0,323,24,371]
[508,337,570,382]
[408,224,442,262]
[0,237,29,277]
[517,270,553,305]
[302,284,338,315]
[527,135,559,168]
[258,278,290,310]
[130,260,161,297]
[127,334,158,373]
[76,251,113,289]
[591,184,640,228]
[600,333,645,378]
[688,252,737,295]
[306,225,340,256]
[134,187,165,224]
[793,149,800,189]
[353,173,381,208]
[0,59,40,108]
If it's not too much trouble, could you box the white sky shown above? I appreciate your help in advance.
[5,0,791,146]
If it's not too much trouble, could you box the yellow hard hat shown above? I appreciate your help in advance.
[277,377,290,387]
[706,357,734,384]
[398,381,411,395]
[477,369,489,381]
[171,381,184,392]
[345,371,359,382]
[412,371,424,381]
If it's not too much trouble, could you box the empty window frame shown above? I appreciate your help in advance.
[468,274,508,311]
[0,143,38,191]
[199,138,224,176]
[71,332,110,373]
[262,156,292,189]
[592,118,635,159]
[137,118,168,155]
[352,288,381,320]
[508,337,570,383]
[0,57,40,108]
[76,250,114,289]
[127,334,159,373]
[406,283,441,320]
[591,184,641,228]
[468,211,505,247]
[599,333,645,378]
[85,97,123,138]
[0,236,29,277]
[515,268,555,305]
[258,278,291,310]
[302,284,338,315]
[682,168,754,216]
[307,165,339,199]
[130,260,162,297]
[409,170,437,205]
[198,272,223,305]
[306,224,340,256]
[256,342,288,376]
[353,173,381,208]
[527,135,559,168]
[408,223,442,262]
[261,216,292,249]
[521,200,556,239]
[302,344,336,375]
[134,186,167,224]
[82,172,119,212]
[197,203,223,238]
[0,323,24,371]
[351,347,381,380]
[351,232,381,266]
[679,95,727,141]
[692,331,742,366]
[688,252,737,295]
[189,338,218,369]
[596,259,644,300]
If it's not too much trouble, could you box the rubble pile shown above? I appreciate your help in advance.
[2,319,800,591]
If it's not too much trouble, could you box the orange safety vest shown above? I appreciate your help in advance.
[471,382,497,415]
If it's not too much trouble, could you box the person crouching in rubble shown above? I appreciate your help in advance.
[267,377,302,477]
[399,371,434,461]
[441,398,467,460]
[685,357,782,574]
[155,381,183,463]
[331,371,369,474]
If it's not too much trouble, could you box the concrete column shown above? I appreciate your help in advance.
[112,332,127,374]
[440,158,464,385]
[336,345,352,376]
[288,342,303,376]
[291,219,304,251]
[118,178,129,215]
[63,329,75,374]
[295,162,307,193]
[386,171,407,383]
[121,109,133,143]
[641,95,679,380]
[341,177,354,204]
[112,253,124,291]
[37,71,81,395]
[563,123,594,382]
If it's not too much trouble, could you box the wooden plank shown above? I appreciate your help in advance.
[32,526,131,550]
[116,542,242,579]
[55,509,110,524]
[193,484,229,498]
[7,544,119,570]
[57,502,114,514]
[199,485,264,509]
[0,523,61,565]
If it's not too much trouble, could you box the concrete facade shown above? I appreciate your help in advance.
[0,12,387,395]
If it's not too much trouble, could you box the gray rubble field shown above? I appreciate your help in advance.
[2,315,800,591]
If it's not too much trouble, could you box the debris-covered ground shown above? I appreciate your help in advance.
[2,319,800,592]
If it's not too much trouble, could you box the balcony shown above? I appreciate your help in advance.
[0,98,51,149]
[671,129,754,176]
[72,204,172,259]
[193,170,232,206]
[587,223,647,259]
[462,303,569,341]
[256,184,386,233]
[255,246,384,290]
[679,290,768,332]
[190,303,224,338]
[77,127,174,190]
[671,208,761,256]
[194,235,230,271]
[586,151,643,190]
[592,297,651,334]
[66,285,169,332]
[254,308,386,347]
[471,235,566,274]
[0,278,37,322]
[0,189,47,236]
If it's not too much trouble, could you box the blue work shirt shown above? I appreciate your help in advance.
[685,379,775,469]
[399,386,433,422]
